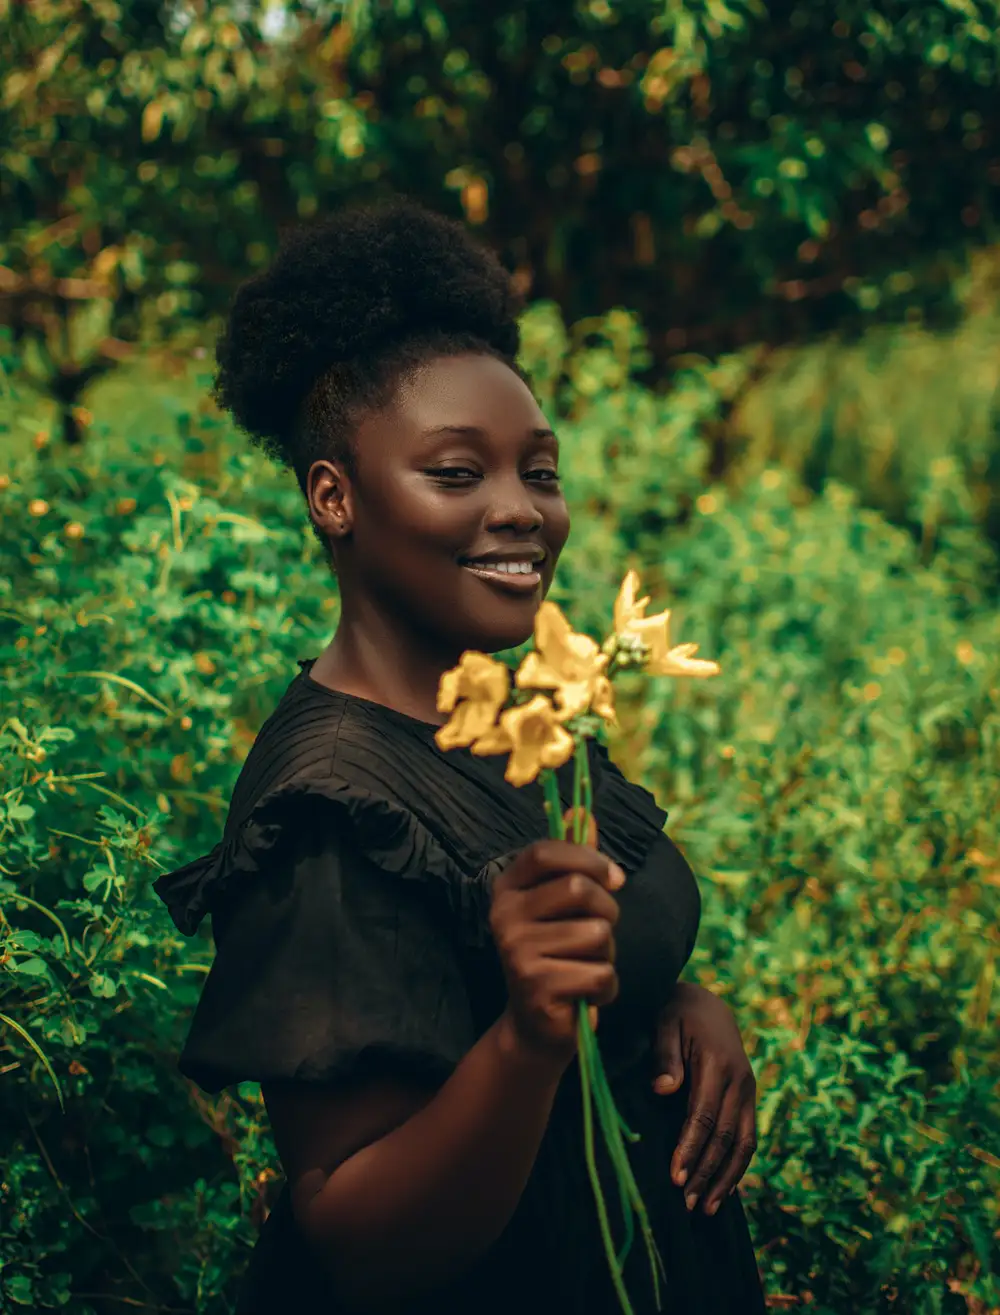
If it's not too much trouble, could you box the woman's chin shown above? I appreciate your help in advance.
[475,629,534,656]
[450,594,541,656]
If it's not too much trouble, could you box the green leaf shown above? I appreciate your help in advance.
[89,974,118,999]
[4,1274,35,1306]
[83,866,112,892]
[14,957,49,976]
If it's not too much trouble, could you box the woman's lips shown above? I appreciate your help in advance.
[460,561,543,594]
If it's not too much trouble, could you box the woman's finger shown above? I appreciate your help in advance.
[522,874,621,926]
[670,1053,726,1189]
[516,916,616,962]
[701,1081,758,1216]
[653,1012,684,1096]
[679,1079,742,1212]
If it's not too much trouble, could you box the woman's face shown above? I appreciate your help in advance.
[313,352,570,656]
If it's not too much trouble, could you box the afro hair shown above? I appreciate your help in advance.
[213,196,523,493]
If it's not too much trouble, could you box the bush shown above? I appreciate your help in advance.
[1,306,998,1314]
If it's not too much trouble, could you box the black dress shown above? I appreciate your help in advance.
[154,660,765,1315]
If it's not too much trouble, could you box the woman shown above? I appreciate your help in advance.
[155,199,765,1314]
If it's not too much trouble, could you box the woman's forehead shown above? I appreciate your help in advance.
[394,354,542,422]
[365,354,551,454]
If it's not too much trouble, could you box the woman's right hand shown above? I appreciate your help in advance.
[490,816,625,1065]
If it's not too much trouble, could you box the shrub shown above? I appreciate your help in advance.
[1,306,998,1314]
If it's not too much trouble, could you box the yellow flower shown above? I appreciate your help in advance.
[435,651,511,751]
[612,569,720,679]
[472,695,576,786]
[516,601,616,723]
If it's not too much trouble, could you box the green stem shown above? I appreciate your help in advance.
[540,769,565,840]
[580,1000,636,1267]
[578,738,593,821]
[544,752,663,1311]
[572,750,583,842]
[570,739,665,1311]
[580,1013,666,1308]
[578,1004,636,1315]
[586,1017,639,1146]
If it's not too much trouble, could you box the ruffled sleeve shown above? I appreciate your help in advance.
[154,766,476,939]
[154,790,477,1094]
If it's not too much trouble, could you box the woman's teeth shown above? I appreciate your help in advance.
[466,560,536,574]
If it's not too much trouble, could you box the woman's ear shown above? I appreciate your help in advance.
[307,459,354,542]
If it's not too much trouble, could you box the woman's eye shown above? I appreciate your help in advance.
[430,466,480,482]
[428,466,558,484]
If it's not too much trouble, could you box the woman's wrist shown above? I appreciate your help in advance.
[494,1010,575,1083]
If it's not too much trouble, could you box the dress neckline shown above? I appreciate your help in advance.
[295,658,445,735]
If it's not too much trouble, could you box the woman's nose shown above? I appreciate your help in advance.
[485,494,543,535]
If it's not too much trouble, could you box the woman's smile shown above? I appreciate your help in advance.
[459,546,546,594]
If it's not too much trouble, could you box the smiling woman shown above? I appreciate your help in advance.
[305,352,570,693]
[153,198,765,1315]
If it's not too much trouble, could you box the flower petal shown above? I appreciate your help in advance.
[505,744,545,786]
[435,718,469,752]
[533,601,579,668]
[470,723,513,756]
[437,666,461,714]
[626,610,669,636]
[515,651,565,691]
[553,679,595,721]
[469,653,512,705]
[591,675,617,725]
[650,643,722,678]
[494,696,575,786]
[539,722,575,771]
[437,651,510,711]
[435,701,488,751]
[613,569,651,632]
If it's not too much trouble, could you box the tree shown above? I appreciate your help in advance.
[2,0,999,437]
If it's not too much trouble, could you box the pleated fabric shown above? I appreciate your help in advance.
[153,659,765,1315]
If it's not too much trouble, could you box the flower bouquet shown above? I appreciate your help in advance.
[434,570,721,1314]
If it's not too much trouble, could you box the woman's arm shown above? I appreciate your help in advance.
[265,1014,565,1310]
[265,831,624,1311]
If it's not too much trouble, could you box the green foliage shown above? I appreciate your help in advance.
[2,304,999,1314]
[729,258,1000,547]
[4,0,1000,418]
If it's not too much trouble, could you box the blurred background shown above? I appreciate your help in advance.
[1,2,998,1312]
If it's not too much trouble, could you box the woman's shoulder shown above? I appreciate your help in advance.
[223,658,436,835]
[153,661,496,939]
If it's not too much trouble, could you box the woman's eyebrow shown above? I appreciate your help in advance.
[419,424,557,441]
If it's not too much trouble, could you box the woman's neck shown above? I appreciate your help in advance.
[309,611,462,726]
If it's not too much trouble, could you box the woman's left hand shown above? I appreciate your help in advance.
[653,981,757,1217]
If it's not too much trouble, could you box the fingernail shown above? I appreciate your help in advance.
[706,1199,720,1216]
[654,1076,676,1093]
[609,863,625,890]
[685,1193,698,1212]
[675,1168,688,1187]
